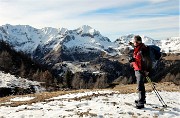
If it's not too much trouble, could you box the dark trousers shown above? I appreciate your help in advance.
[135,71,146,103]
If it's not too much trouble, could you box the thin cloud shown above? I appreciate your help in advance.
[148,0,170,4]
[0,0,179,41]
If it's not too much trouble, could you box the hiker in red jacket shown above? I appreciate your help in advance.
[129,35,148,109]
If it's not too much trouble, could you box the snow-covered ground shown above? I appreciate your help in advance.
[0,90,179,118]
[0,71,44,92]
[10,96,35,102]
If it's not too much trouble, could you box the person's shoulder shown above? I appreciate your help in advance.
[141,43,148,50]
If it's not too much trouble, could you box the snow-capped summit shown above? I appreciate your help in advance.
[141,35,158,45]
[114,34,180,53]
[115,34,134,45]
[0,24,42,53]
[115,34,159,46]
[76,25,100,36]
[41,27,58,35]
[59,27,68,35]
[160,37,180,53]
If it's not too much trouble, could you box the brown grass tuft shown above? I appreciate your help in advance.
[0,90,88,107]
[113,82,180,93]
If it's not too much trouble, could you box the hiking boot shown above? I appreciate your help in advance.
[135,100,146,104]
[135,104,144,109]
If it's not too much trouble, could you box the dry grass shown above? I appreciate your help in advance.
[163,54,180,60]
[0,82,179,107]
[76,111,98,117]
[113,82,180,93]
[0,89,89,107]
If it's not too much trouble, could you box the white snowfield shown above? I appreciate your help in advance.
[0,71,45,92]
[0,71,38,88]
[10,96,35,102]
[0,90,179,118]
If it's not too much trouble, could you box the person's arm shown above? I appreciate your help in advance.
[128,42,134,47]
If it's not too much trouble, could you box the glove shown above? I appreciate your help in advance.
[128,41,134,47]
[129,57,135,63]
[128,41,133,45]
[139,71,149,77]
[144,71,149,76]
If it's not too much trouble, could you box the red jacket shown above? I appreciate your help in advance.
[132,43,147,71]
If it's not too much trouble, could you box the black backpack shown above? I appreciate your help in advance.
[141,45,161,72]
[148,45,161,61]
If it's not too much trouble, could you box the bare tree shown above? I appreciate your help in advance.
[94,74,108,89]
[19,62,26,78]
[0,51,12,70]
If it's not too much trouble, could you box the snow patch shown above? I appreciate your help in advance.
[10,96,35,102]
[0,71,44,92]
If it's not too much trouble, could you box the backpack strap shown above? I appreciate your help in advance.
[134,43,144,55]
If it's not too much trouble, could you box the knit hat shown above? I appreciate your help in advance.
[133,35,142,43]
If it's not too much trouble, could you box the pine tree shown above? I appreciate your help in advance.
[0,51,12,70]
[19,62,26,78]
[87,77,94,89]
[64,70,72,88]
[72,72,81,89]
[94,74,108,89]
[32,69,40,81]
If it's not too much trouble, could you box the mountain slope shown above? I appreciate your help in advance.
[0,40,56,92]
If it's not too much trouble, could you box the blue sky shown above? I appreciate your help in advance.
[0,0,179,41]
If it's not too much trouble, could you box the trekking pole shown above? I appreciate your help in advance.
[146,76,167,108]
[146,76,167,107]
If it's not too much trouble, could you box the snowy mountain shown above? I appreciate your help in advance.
[160,37,180,53]
[0,24,121,65]
[115,34,180,53]
[0,24,42,53]
[0,24,179,59]
[0,24,118,55]
[115,34,159,45]
[63,25,117,54]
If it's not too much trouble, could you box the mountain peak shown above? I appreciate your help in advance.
[76,25,100,36]
[81,25,93,30]
[59,27,68,35]
[3,24,35,31]
[115,34,157,45]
